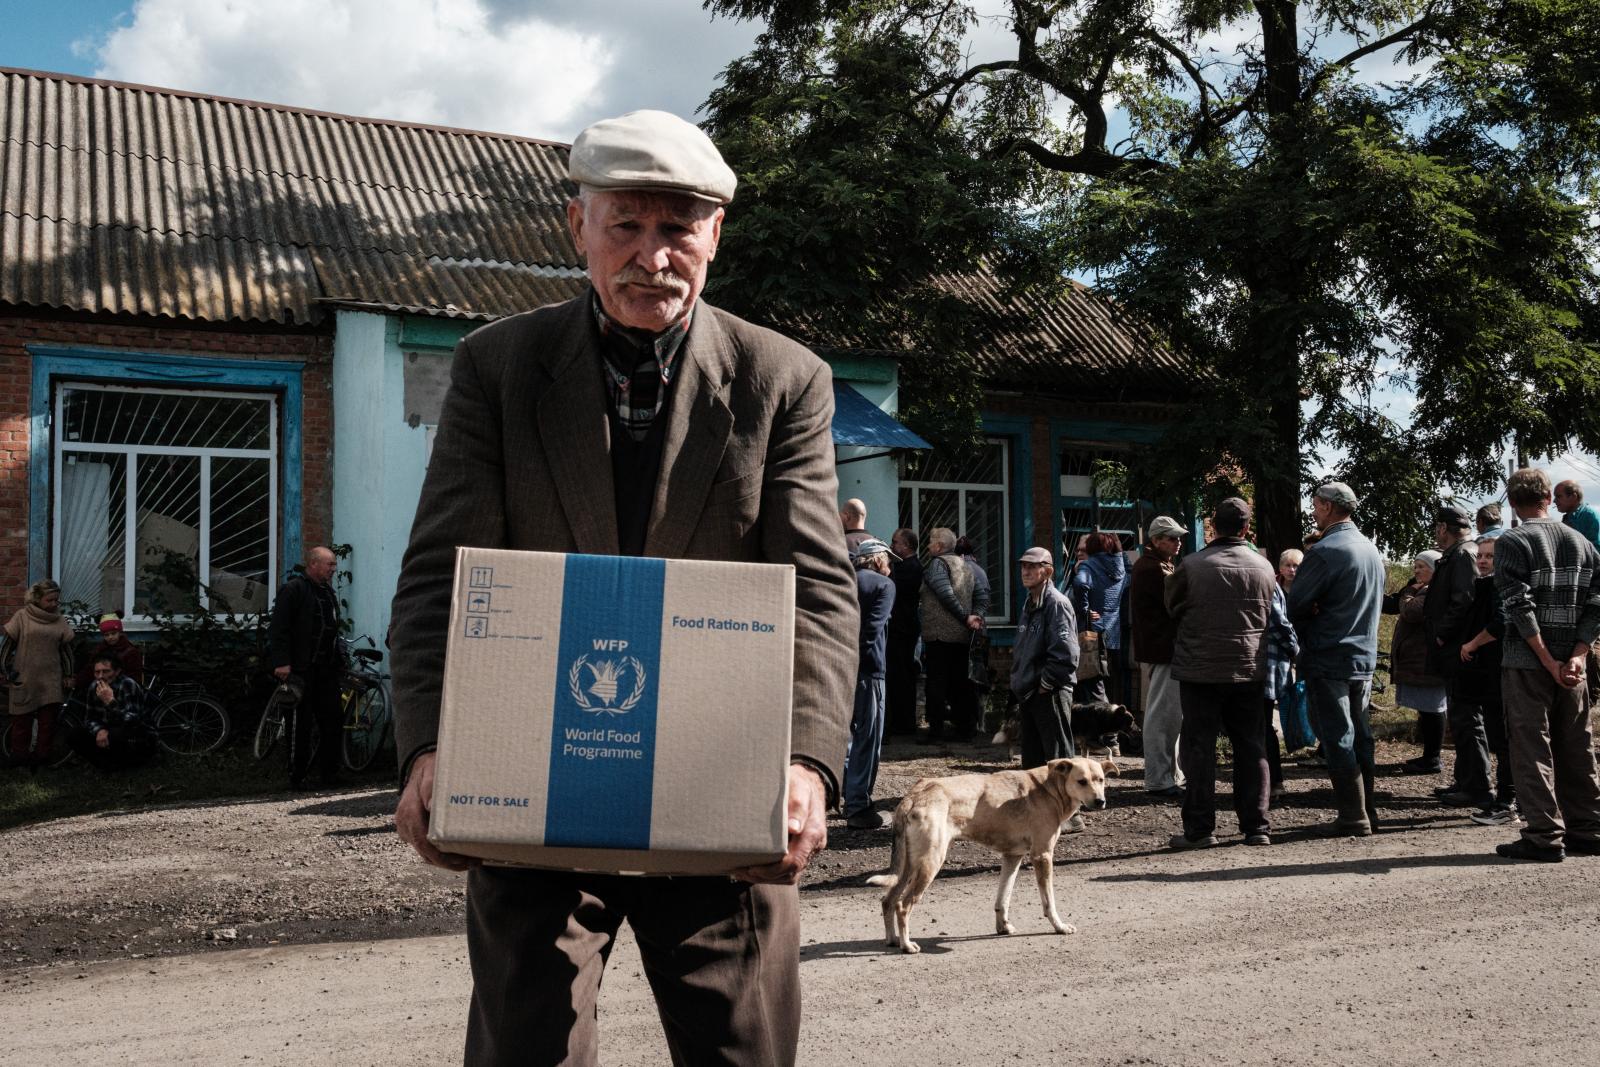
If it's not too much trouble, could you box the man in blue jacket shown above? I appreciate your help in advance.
[1287,482,1387,835]
[844,538,897,829]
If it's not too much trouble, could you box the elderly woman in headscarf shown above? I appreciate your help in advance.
[1,580,78,769]
[1384,549,1448,774]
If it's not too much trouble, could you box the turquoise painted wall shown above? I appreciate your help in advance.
[830,360,902,543]
[331,310,432,645]
[331,321,909,640]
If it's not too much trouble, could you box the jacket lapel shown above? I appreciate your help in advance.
[535,294,620,555]
[644,304,735,559]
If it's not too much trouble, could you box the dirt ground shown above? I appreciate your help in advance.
[3,734,1599,1066]
[0,734,1512,971]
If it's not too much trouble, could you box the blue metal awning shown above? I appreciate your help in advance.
[830,383,931,450]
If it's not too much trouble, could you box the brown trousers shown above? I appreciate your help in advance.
[1500,667,1600,849]
[464,866,800,1066]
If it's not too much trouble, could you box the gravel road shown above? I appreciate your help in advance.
[3,738,1598,1064]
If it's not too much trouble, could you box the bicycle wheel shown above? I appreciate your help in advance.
[152,695,230,755]
[0,704,82,767]
[342,682,391,772]
[254,689,292,761]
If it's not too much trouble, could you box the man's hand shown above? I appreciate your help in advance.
[1459,641,1477,663]
[1561,654,1587,690]
[966,614,983,632]
[273,665,291,681]
[732,763,828,886]
[94,680,114,705]
[95,728,109,749]
[394,751,477,872]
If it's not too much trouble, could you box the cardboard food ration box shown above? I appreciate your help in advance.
[428,547,796,875]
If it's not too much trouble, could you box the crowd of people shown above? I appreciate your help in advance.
[837,469,1600,863]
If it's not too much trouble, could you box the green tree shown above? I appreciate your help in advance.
[702,0,1600,557]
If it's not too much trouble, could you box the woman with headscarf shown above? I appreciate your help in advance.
[1071,530,1127,704]
[1,580,77,769]
[1384,550,1447,774]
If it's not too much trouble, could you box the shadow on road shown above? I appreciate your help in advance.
[289,790,399,819]
[1090,850,1507,883]
[800,928,1058,959]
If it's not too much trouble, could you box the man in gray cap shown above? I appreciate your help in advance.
[844,537,896,828]
[1286,481,1388,835]
[1165,499,1280,847]
[1009,546,1079,767]
[389,109,856,1065]
[1129,515,1188,796]
[1426,504,1495,808]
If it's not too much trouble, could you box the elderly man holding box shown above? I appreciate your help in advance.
[388,111,856,1066]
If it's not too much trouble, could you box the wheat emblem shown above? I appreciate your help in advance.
[568,655,648,715]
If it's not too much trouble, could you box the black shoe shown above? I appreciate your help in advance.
[1496,838,1564,863]
[1402,758,1442,775]
[1439,790,1494,808]
[1432,784,1462,797]
[845,809,885,830]
[1145,785,1183,798]
[1168,832,1217,850]
[1565,837,1600,856]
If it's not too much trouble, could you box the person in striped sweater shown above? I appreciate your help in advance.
[1490,467,1600,862]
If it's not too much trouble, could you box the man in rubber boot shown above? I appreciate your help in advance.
[1287,482,1387,835]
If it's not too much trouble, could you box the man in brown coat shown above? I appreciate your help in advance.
[388,110,857,1066]
[1165,498,1280,848]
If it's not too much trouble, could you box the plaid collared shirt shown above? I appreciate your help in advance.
[591,294,691,441]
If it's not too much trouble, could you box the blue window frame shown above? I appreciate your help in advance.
[28,346,304,619]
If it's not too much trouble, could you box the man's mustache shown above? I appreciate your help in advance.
[612,266,689,295]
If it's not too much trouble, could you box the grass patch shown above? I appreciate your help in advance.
[1,748,395,831]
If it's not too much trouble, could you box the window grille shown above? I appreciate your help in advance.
[898,439,1011,622]
[53,384,278,621]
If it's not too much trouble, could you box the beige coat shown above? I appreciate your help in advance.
[388,291,859,793]
[4,605,75,715]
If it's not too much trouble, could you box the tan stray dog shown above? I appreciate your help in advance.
[866,757,1108,954]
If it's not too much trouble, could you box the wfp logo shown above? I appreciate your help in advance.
[567,653,647,715]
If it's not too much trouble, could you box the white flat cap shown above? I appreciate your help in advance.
[568,110,737,204]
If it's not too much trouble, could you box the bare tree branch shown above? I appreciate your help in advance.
[1303,14,1437,99]
[988,135,1172,181]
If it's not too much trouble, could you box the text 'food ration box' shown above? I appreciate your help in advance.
[428,547,796,874]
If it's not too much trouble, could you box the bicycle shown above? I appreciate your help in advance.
[145,672,231,755]
[2,672,228,763]
[340,644,392,772]
[252,640,391,773]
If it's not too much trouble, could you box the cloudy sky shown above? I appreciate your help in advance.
[1,0,1587,499]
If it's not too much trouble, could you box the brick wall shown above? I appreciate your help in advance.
[0,308,334,616]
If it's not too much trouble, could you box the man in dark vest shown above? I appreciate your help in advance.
[388,110,857,1066]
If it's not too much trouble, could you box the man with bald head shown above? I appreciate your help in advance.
[267,545,342,789]
[840,497,871,551]
[389,110,856,1065]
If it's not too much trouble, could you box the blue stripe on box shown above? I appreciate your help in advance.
[544,554,666,849]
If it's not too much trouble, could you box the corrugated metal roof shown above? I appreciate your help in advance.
[1,66,580,324]
[0,67,1196,397]
[761,266,1200,398]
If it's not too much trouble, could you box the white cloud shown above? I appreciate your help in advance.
[91,0,613,140]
